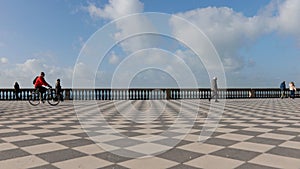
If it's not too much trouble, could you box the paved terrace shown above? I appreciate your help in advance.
[0,99,299,169]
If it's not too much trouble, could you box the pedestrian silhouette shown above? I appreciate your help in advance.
[14,82,20,100]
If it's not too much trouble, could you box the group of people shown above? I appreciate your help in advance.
[14,72,63,102]
[280,81,297,99]
[208,77,297,102]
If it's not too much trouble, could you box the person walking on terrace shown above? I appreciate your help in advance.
[289,82,296,99]
[209,77,219,102]
[280,81,286,99]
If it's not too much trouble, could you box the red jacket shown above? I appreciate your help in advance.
[34,76,49,88]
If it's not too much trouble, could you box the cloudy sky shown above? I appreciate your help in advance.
[0,0,300,88]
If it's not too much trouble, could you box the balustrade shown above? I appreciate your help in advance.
[0,88,298,100]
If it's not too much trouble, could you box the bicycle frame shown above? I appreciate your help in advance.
[28,88,60,106]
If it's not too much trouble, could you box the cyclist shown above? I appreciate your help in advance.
[34,72,52,102]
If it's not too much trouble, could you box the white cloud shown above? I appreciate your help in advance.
[171,7,277,71]
[276,0,300,42]
[84,0,159,54]
[85,0,143,20]
[0,58,73,88]
[80,0,300,87]
[0,57,8,64]
[109,52,120,64]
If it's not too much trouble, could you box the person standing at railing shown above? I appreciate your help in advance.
[209,77,219,102]
[280,81,286,99]
[55,79,63,101]
[14,82,20,100]
[289,82,296,99]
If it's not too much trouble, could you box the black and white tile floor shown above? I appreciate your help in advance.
[0,99,299,169]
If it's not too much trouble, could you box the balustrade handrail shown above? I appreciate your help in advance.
[0,88,298,100]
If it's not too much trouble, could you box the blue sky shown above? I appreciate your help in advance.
[0,0,300,88]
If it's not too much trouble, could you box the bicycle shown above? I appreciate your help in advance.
[28,87,60,106]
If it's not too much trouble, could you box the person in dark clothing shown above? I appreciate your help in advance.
[34,72,52,102]
[55,79,63,101]
[280,81,286,99]
[14,82,20,100]
[209,77,219,102]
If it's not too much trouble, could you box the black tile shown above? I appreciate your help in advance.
[153,138,182,147]
[94,152,132,163]
[34,132,64,138]
[18,127,43,131]
[257,125,281,129]
[119,131,144,137]
[267,146,300,158]
[73,132,89,137]
[246,137,285,145]
[12,138,51,147]
[176,140,194,147]
[211,148,260,161]
[290,136,300,142]
[205,138,238,147]
[0,132,25,138]
[58,139,95,148]
[0,125,9,129]
[37,149,86,163]
[160,131,184,138]
[222,125,247,129]
[63,122,80,126]
[158,148,203,163]
[51,127,76,131]
[115,126,144,131]
[270,130,300,136]
[104,138,144,147]
[167,164,202,169]
[85,126,111,131]
[232,130,264,136]
[153,126,170,130]
[100,164,129,169]
[236,163,279,169]
[0,148,30,160]
[192,131,224,137]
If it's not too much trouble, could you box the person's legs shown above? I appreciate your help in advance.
[211,90,218,102]
[290,90,294,99]
[37,86,47,102]
[214,91,219,102]
[209,91,215,102]
[59,92,64,101]
[281,90,284,99]
[15,90,19,100]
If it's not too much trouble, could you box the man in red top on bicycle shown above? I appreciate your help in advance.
[34,72,52,102]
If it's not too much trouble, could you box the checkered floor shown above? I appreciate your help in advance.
[0,99,300,169]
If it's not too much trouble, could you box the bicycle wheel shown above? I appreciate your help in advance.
[47,90,60,106]
[28,91,40,106]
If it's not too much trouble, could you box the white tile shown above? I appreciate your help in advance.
[0,155,48,169]
[120,157,178,169]
[22,143,67,154]
[230,142,274,153]
[250,154,300,169]
[185,155,243,169]
[54,156,112,169]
